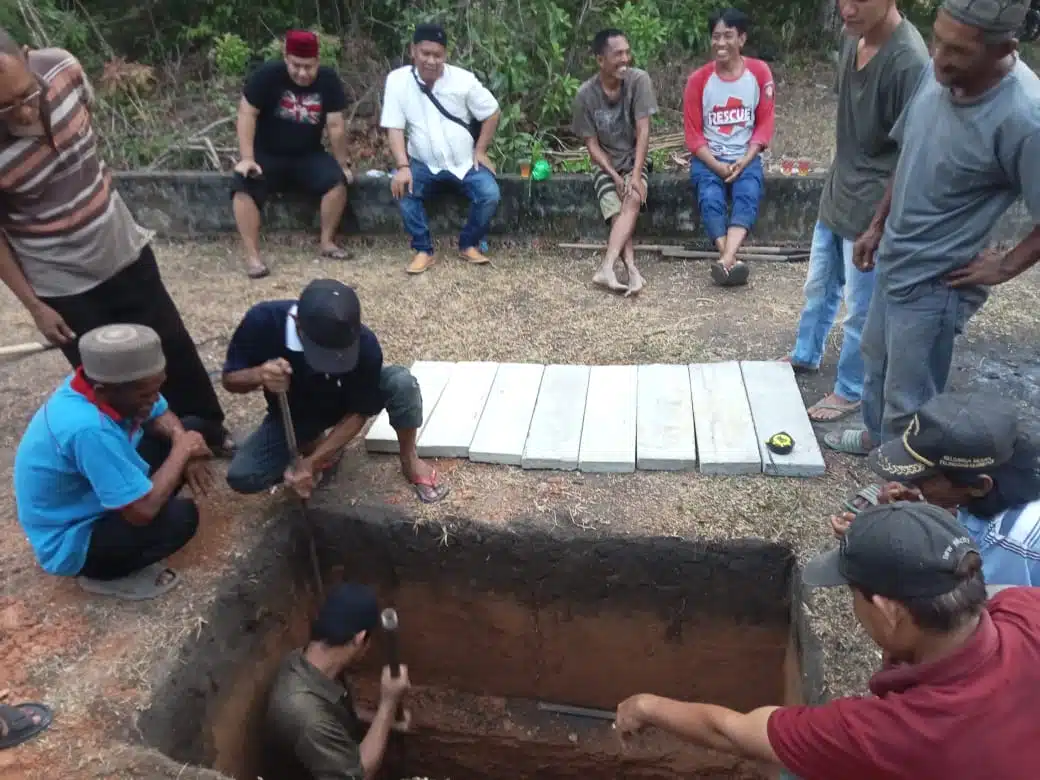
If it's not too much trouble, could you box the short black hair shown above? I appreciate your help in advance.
[593,28,625,56]
[941,430,1040,518]
[855,550,988,633]
[708,7,750,37]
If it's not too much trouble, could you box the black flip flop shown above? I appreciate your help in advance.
[711,260,750,287]
[0,702,53,750]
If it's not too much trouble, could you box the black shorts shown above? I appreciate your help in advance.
[230,150,345,209]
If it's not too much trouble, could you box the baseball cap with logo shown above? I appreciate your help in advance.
[868,393,1017,482]
[802,502,980,599]
[296,279,362,375]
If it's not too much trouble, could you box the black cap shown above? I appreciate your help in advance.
[413,22,447,46]
[311,583,380,645]
[869,393,1016,482]
[296,279,362,375]
[801,502,980,599]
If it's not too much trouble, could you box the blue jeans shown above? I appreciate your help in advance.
[790,221,876,402]
[861,279,983,444]
[689,156,765,242]
[398,159,501,253]
[226,365,423,494]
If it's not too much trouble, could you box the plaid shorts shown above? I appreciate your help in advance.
[593,163,650,221]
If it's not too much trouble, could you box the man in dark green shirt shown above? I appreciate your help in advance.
[785,0,927,424]
[265,583,411,779]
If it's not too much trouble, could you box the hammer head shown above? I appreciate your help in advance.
[380,607,399,632]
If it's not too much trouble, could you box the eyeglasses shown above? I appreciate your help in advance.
[0,88,41,117]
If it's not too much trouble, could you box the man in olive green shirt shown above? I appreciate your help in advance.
[265,583,411,779]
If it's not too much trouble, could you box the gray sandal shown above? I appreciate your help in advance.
[77,562,180,601]
[824,428,871,456]
[844,484,882,515]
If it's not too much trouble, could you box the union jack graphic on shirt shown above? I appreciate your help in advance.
[276,91,323,125]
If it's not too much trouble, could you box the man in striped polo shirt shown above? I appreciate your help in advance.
[0,31,232,452]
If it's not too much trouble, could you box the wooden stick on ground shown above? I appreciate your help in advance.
[0,341,56,358]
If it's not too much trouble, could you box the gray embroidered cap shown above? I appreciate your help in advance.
[79,324,166,384]
[942,0,1030,41]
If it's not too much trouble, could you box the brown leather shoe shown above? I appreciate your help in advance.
[459,247,490,265]
[407,252,435,274]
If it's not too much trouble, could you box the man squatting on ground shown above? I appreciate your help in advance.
[13,325,214,601]
[786,0,928,422]
[232,30,353,278]
[614,502,1040,779]
[381,23,501,275]
[265,583,411,779]
[827,0,1040,456]
[222,279,450,503]
[571,28,658,296]
[0,29,233,453]
[685,8,775,288]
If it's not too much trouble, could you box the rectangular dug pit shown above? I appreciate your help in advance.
[140,507,798,780]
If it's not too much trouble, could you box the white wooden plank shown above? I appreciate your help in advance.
[741,360,827,477]
[636,364,697,470]
[417,361,500,458]
[578,365,637,473]
[688,362,761,475]
[522,364,591,470]
[469,363,545,465]
[364,360,455,454]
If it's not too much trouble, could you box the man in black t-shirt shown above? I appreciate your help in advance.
[231,30,352,278]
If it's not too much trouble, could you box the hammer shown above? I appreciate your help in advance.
[380,607,405,721]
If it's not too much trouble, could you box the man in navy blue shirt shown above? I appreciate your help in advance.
[222,279,449,503]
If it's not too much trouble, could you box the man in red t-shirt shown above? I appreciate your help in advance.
[615,502,1040,779]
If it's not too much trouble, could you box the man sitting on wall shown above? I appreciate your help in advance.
[572,28,659,296]
[380,23,502,275]
[14,324,213,601]
[222,279,450,503]
[265,583,411,779]
[614,502,1040,778]
[684,7,775,287]
[231,30,353,278]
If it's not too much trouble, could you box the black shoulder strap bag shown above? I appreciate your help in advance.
[412,68,483,143]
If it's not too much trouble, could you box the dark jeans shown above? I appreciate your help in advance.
[41,245,227,446]
[398,159,500,253]
[226,365,423,494]
[78,418,202,580]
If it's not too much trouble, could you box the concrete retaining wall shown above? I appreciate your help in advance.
[114,170,1032,244]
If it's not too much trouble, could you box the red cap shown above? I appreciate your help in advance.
[285,30,319,59]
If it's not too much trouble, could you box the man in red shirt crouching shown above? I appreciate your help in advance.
[614,502,1040,779]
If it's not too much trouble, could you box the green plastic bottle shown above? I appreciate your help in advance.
[531,159,551,181]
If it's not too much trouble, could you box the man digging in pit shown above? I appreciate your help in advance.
[231,29,354,278]
[221,279,450,503]
[614,503,1040,779]
[265,583,411,779]
[13,324,213,601]
[572,28,658,296]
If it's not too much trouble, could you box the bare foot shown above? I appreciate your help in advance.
[808,393,861,422]
[593,265,627,292]
[320,243,353,260]
[624,266,645,297]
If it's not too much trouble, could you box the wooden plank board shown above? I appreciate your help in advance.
[688,362,761,475]
[578,365,638,473]
[469,363,545,465]
[636,364,697,470]
[741,360,826,477]
[660,247,797,262]
[364,360,455,454]
[417,361,499,458]
[522,364,591,470]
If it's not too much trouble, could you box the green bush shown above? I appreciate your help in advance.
[213,33,251,78]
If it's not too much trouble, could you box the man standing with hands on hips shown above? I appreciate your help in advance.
[381,23,502,275]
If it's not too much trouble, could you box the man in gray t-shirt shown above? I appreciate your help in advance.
[827,0,1040,455]
[571,28,658,297]
[786,0,928,424]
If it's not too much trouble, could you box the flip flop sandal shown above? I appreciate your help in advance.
[246,263,270,279]
[0,702,53,750]
[320,247,354,260]
[411,470,451,504]
[77,562,181,601]
[808,400,862,422]
[823,429,872,456]
[710,261,750,287]
[843,483,882,515]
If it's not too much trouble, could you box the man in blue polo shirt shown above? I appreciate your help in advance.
[222,279,450,503]
[13,324,214,600]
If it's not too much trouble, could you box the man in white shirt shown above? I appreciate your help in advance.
[380,23,502,274]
